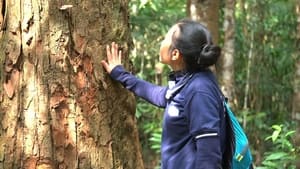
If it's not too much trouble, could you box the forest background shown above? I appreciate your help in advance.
[129,0,300,169]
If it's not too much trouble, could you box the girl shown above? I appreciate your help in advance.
[101,19,234,169]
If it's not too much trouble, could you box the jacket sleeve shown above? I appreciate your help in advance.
[109,65,168,108]
[185,91,222,169]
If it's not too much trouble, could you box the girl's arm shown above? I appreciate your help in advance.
[185,91,222,169]
[110,65,167,107]
[101,42,167,107]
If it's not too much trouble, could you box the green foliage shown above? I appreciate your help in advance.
[149,128,162,153]
[235,0,296,113]
[234,1,297,166]
[130,0,186,79]
[256,124,299,169]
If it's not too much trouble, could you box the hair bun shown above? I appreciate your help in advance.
[198,44,221,67]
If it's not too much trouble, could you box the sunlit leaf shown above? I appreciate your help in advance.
[284,131,295,137]
[265,152,288,161]
[139,0,149,9]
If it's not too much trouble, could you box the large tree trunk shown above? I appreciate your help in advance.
[0,1,144,169]
[186,0,220,44]
[218,0,236,106]
[293,2,300,168]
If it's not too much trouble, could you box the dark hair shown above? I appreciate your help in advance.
[170,19,221,72]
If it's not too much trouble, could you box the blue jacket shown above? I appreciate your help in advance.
[110,65,227,169]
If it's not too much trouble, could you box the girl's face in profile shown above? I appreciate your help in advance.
[159,25,177,65]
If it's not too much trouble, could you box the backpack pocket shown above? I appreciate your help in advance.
[224,102,253,169]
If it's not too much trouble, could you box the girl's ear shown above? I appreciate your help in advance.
[171,49,181,61]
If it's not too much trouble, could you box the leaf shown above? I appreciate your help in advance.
[151,144,160,149]
[261,160,278,168]
[284,131,295,137]
[150,137,161,143]
[265,152,288,161]
[271,130,280,142]
[151,132,161,138]
[139,0,148,9]
[271,125,282,142]
[265,135,272,141]
[150,133,161,143]
[149,2,158,11]
[255,167,269,169]
[271,124,282,131]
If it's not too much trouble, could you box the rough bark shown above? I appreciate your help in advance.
[186,0,220,44]
[0,0,144,169]
[218,0,236,106]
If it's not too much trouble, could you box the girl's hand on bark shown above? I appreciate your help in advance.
[101,42,122,74]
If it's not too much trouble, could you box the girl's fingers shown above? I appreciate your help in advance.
[110,42,121,63]
[102,42,122,73]
[111,42,115,59]
[112,42,118,59]
[102,42,123,74]
[101,60,109,71]
[118,50,122,62]
[106,45,112,62]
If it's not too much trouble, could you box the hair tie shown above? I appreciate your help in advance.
[202,44,210,53]
[197,56,201,64]
[198,44,210,64]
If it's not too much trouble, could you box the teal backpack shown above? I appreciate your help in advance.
[224,101,253,169]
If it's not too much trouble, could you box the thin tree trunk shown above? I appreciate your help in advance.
[186,0,220,44]
[243,30,254,127]
[0,1,144,169]
[186,0,220,74]
[218,0,236,107]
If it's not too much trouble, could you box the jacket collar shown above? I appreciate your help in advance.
[168,70,188,82]
[165,73,193,100]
